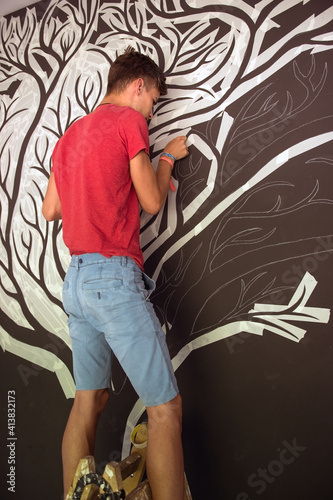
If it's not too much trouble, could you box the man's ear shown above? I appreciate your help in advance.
[135,77,145,94]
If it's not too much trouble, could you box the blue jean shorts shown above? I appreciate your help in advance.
[62,254,178,407]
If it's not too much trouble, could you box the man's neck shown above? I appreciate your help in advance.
[99,91,130,108]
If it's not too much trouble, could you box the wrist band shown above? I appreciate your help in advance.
[169,178,176,191]
[161,152,176,162]
[160,155,174,168]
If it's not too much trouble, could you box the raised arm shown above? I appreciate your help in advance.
[42,172,62,221]
[130,136,188,215]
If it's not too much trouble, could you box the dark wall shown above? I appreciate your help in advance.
[1,1,333,499]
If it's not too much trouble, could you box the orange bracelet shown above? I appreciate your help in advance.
[160,155,174,168]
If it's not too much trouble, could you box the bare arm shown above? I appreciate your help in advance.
[130,136,188,215]
[42,172,62,221]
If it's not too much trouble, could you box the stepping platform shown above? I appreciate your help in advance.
[66,423,192,499]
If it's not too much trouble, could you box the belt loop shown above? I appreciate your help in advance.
[72,256,81,270]
[121,256,127,267]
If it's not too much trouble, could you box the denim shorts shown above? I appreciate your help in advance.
[62,254,178,407]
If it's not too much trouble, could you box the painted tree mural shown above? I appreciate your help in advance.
[1,1,333,498]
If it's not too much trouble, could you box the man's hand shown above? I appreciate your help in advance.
[162,136,189,161]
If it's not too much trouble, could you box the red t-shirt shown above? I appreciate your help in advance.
[52,104,149,269]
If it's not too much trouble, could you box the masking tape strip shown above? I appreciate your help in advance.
[130,423,148,449]
[0,328,75,398]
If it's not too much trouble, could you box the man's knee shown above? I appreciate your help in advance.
[94,388,109,413]
[73,388,109,416]
[147,394,182,428]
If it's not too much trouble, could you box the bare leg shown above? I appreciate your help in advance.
[146,394,184,500]
[62,389,109,496]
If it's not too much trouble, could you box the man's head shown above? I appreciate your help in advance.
[106,46,167,97]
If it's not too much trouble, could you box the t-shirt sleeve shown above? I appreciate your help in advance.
[118,108,150,160]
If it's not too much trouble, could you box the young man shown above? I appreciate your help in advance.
[42,47,189,500]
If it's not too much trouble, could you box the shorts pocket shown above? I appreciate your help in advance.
[142,272,156,297]
[62,280,71,315]
[82,277,123,291]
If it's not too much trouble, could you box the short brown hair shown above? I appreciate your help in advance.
[106,47,167,96]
